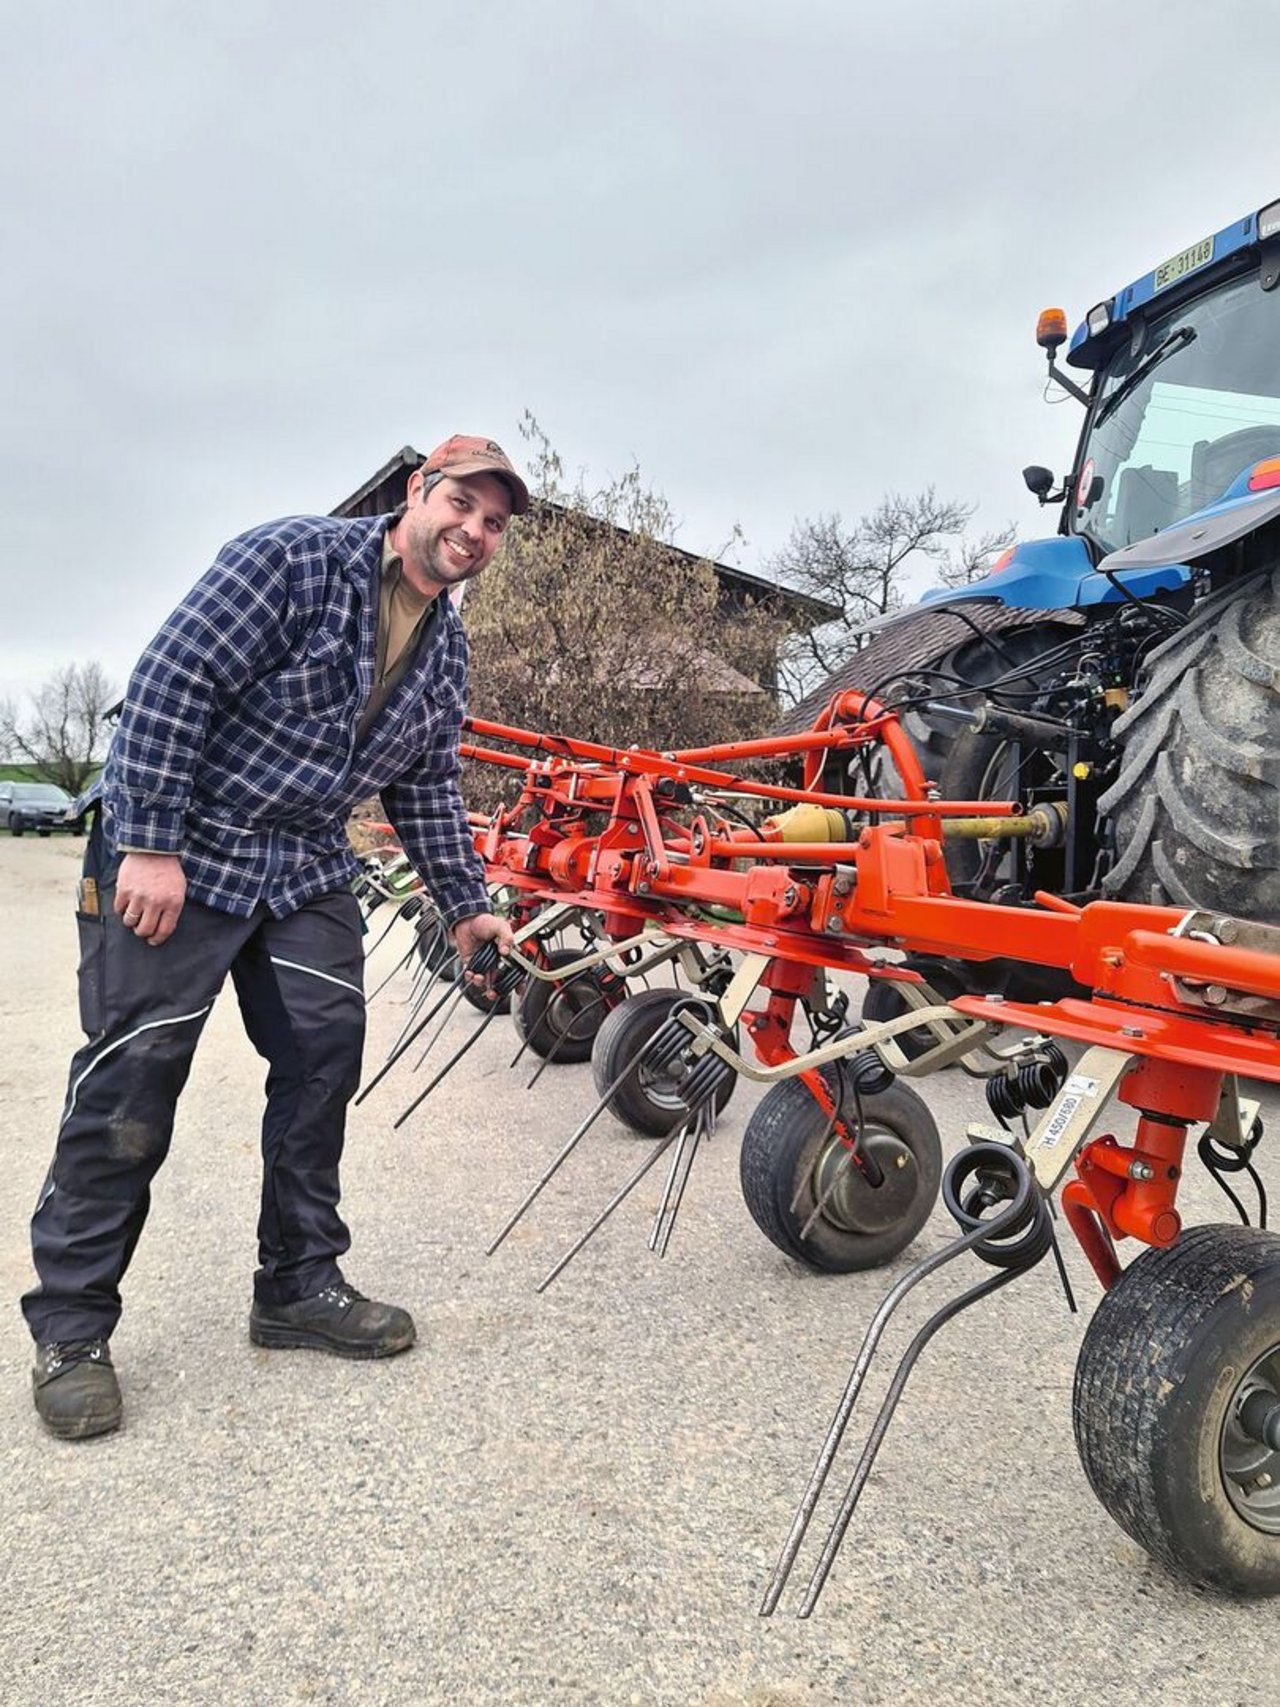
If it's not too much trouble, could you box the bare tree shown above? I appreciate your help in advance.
[936,522,1018,589]
[461,417,782,802]
[768,490,1013,705]
[0,661,116,795]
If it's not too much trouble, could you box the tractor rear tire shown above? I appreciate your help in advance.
[1073,1223,1280,1596]
[591,988,737,1138]
[739,1072,941,1273]
[1100,567,1280,920]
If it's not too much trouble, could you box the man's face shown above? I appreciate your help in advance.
[397,471,513,596]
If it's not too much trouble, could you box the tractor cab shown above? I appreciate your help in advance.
[1043,197,1280,560]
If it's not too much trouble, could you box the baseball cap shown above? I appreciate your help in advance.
[422,435,530,515]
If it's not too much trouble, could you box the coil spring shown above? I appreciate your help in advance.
[841,1047,895,1098]
[679,1049,736,1112]
[646,997,719,1072]
[942,1142,1051,1270]
[985,1040,1069,1125]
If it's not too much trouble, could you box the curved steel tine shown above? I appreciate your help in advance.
[486,1031,674,1257]
[796,1147,856,1243]
[407,984,469,1074]
[366,936,421,1005]
[354,975,464,1105]
[650,1120,694,1255]
[525,982,610,1089]
[507,963,594,1073]
[366,893,424,956]
[393,1003,504,1129]
[384,955,448,1059]
[535,1127,681,1294]
[797,1265,1019,1617]
[758,1199,1029,1619]
[649,1103,708,1258]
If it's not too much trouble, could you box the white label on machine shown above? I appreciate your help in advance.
[1023,1046,1133,1191]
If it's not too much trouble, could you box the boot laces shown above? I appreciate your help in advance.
[43,1340,108,1374]
[315,1284,365,1311]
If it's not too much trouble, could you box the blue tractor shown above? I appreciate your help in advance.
[873,196,1280,929]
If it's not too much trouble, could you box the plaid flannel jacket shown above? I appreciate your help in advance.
[98,514,490,924]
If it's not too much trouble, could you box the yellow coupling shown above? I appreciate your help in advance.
[763,804,851,842]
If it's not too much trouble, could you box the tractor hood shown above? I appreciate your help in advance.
[1099,473,1280,573]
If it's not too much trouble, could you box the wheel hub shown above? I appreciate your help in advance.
[812,1131,918,1235]
[1221,1346,1280,1536]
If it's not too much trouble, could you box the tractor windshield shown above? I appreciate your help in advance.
[1072,271,1280,553]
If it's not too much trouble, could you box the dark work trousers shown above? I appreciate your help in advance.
[21,825,367,1344]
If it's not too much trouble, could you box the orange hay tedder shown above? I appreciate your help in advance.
[357,690,1280,1611]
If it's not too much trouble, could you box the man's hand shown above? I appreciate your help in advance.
[451,910,515,987]
[114,852,187,946]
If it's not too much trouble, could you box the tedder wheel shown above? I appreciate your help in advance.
[591,987,737,1137]
[512,947,621,1065]
[1073,1222,1280,1596]
[739,1070,942,1273]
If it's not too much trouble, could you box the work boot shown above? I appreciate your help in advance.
[32,1341,123,1440]
[249,1283,416,1359]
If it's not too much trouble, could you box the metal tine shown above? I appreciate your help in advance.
[365,893,425,957]
[407,983,470,1074]
[505,937,570,1070]
[758,1196,1030,1619]
[789,1102,841,1218]
[366,934,422,1005]
[354,973,467,1105]
[393,1001,506,1129]
[534,1127,681,1294]
[649,1102,709,1259]
[383,947,450,1062]
[1046,1220,1078,1315]
[486,1029,678,1257]
[796,1265,1018,1618]
[796,1147,856,1243]
[524,981,611,1090]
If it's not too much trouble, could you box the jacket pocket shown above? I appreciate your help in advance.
[264,624,357,720]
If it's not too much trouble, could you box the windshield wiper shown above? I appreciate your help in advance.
[1094,325,1197,428]
[1092,322,1201,426]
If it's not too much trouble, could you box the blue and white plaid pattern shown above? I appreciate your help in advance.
[100,514,490,925]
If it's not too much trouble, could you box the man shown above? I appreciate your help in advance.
[22,434,525,1440]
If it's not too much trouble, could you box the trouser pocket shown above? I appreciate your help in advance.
[75,911,107,1040]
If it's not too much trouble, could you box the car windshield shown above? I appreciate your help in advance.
[12,784,71,804]
[1072,271,1280,553]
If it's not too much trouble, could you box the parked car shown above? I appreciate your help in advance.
[0,782,83,836]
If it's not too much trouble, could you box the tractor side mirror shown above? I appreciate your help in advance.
[1023,465,1056,501]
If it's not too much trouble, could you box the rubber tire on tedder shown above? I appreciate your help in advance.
[591,987,738,1137]
[1073,1223,1280,1596]
[739,1069,942,1274]
[512,947,620,1065]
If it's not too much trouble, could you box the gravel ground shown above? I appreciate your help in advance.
[2,837,1277,1707]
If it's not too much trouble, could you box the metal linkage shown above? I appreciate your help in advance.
[761,1143,1052,1618]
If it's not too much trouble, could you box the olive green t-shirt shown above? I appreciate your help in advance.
[353,530,439,746]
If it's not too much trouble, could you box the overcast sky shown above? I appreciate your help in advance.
[3,0,1277,700]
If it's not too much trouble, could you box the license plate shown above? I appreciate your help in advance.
[1154,235,1214,293]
